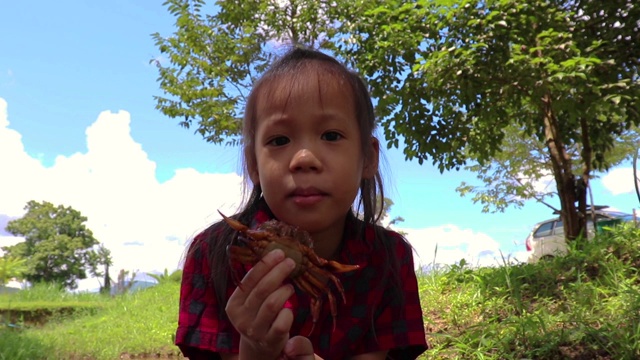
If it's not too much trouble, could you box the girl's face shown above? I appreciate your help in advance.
[249,68,378,242]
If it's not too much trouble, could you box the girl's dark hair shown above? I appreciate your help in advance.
[192,46,407,314]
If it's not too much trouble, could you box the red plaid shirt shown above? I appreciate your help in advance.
[176,204,427,359]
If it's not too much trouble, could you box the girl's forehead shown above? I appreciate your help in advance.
[256,66,353,109]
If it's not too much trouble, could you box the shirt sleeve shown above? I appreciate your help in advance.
[359,233,428,359]
[175,232,240,359]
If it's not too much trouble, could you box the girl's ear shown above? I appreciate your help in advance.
[249,168,260,185]
[246,148,260,185]
[362,137,380,179]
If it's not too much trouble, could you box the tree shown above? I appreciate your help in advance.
[337,0,640,240]
[634,146,640,205]
[146,268,183,284]
[2,201,100,289]
[92,243,114,294]
[113,269,137,296]
[151,0,333,145]
[153,0,640,241]
[456,124,640,214]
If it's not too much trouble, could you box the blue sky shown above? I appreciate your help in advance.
[1,2,637,290]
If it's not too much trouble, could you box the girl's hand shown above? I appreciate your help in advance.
[226,249,297,360]
[279,335,323,360]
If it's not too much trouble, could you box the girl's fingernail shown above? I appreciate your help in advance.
[270,249,285,260]
[284,340,294,353]
[284,258,296,270]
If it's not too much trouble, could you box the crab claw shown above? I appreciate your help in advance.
[327,261,360,273]
[218,210,249,232]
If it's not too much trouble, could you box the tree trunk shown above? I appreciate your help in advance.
[542,94,581,241]
[104,263,111,292]
[578,115,592,239]
[634,147,640,205]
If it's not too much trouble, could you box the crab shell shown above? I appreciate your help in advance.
[219,210,360,334]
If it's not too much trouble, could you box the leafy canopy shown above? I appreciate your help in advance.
[151,0,332,145]
[2,200,101,290]
[153,0,639,169]
[153,0,640,238]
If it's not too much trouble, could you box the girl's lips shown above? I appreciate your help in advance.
[291,194,326,206]
[288,186,328,206]
[290,186,327,197]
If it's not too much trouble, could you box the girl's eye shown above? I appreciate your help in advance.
[321,131,343,141]
[268,136,290,146]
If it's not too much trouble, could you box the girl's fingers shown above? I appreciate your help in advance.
[226,249,287,310]
[254,307,293,358]
[225,249,297,343]
[239,249,286,290]
[282,336,316,359]
[244,257,295,310]
[269,306,294,339]
[240,261,295,337]
[248,283,294,336]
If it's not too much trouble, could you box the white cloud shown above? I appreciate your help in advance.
[529,172,555,195]
[1,69,15,87]
[0,235,25,257]
[602,167,636,195]
[0,98,244,290]
[399,224,504,269]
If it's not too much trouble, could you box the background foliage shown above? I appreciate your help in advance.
[2,201,102,290]
[152,0,639,240]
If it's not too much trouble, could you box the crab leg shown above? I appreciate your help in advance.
[326,260,360,273]
[294,277,321,299]
[326,273,347,304]
[226,245,258,287]
[304,293,338,335]
[327,292,338,332]
[306,265,348,304]
[309,298,322,336]
[227,245,257,263]
[294,278,322,335]
[299,243,360,273]
[299,269,328,293]
[218,211,249,232]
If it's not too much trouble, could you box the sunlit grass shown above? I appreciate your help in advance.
[418,223,640,359]
[1,282,181,360]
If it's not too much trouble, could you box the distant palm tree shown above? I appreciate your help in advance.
[94,244,113,295]
[112,269,136,296]
[0,256,26,286]
[146,268,182,284]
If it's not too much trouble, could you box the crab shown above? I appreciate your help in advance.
[219,211,360,335]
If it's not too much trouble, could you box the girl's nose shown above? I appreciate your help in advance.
[289,148,323,172]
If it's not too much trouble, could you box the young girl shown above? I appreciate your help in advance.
[175,47,427,360]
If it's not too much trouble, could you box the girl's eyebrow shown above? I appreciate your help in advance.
[260,114,292,126]
[261,111,350,126]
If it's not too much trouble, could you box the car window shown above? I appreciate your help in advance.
[553,220,564,235]
[534,221,554,238]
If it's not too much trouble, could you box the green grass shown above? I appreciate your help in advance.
[1,282,181,360]
[419,222,640,359]
[2,223,640,359]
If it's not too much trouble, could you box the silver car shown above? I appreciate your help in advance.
[525,208,636,263]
